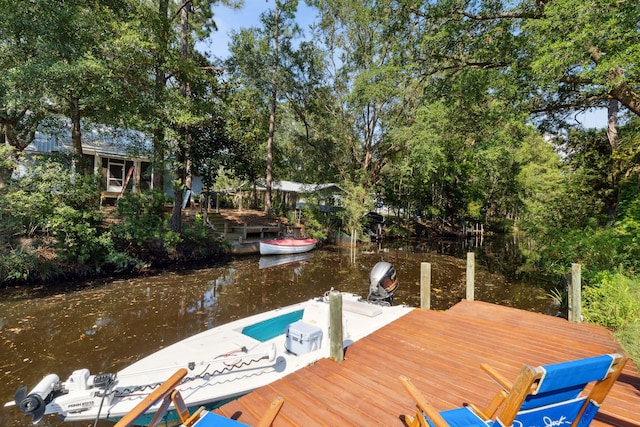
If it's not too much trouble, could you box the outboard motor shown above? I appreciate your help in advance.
[367,261,399,305]
[13,374,59,424]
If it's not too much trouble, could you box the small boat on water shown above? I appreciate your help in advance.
[6,263,408,425]
[259,237,317,255]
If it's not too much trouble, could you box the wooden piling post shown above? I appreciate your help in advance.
[569,263,582,323]
[420,262,431,310]
[329,290,344,363]
[466,252,475,301]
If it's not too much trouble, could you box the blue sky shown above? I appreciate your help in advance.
[573,109,607,129]
[197,2,317,59]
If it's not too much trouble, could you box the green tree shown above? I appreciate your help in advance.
[128,0,241,231]
[0,1,148,158]
[393,0,640,123]
[310,0,416,188]
[224,85,270,208]
[276,40,342,185]
[227,1,302,214]
[0,155,131,281]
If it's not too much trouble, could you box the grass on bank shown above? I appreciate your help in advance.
[582,271,640,367]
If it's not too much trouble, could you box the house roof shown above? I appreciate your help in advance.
[26,123,151,160]
[249,180,346,194]
[272,180,345,194]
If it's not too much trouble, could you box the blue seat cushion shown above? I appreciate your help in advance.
[190,411,250,427]
[513,397,586,427]
[423,407,490,427]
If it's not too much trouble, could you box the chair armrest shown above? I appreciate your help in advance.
[479,389,508,419]
[481,364,513,391]
[256,396,284,427]
[400,375,451,427]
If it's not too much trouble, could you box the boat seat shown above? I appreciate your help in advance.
[241,309,304,342]
[342,299,382,317]
[301,299,330,329]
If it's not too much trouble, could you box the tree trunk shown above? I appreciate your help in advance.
[265,1,281,215]
[607,99,621,220]
[171,147,185,232]
[152,127,165,190]
[171,0,191,232]
[606,98,619,150]
[152,0,169,191]
[70,95,83,157]
[266,99,276,214]
[182,0,192,200]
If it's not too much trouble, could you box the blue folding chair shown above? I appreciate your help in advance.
[400,351,628,427]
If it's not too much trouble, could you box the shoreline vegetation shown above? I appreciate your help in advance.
[1,0,639,372]
[1,185,638,367]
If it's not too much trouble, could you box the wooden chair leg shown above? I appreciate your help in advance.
[170,390,191,424]
[146,396,172,427]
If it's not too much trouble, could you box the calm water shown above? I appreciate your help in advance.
[0,241,555,426]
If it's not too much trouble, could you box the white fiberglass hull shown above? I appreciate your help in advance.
[8,292,412,424]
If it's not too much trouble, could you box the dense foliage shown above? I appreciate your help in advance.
[0,0,639,359]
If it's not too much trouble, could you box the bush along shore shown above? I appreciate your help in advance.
[1,165,638,366]
[0,170,229,288]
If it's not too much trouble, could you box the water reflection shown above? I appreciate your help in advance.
[258,253,314,269]
[0,241,555,426]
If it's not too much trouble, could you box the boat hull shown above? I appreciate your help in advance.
[13,293,412,424]
[259,238,317,255]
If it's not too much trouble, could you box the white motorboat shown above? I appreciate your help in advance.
[6,268,410,425]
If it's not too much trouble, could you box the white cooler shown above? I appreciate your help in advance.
[285,321,323,355]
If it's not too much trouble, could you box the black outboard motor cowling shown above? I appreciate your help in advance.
[367,261,399,305]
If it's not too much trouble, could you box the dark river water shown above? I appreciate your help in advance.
[0,239,556,426]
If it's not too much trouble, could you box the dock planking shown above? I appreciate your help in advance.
[214,300,640,426]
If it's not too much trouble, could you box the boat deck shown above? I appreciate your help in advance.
[213,300,640,426]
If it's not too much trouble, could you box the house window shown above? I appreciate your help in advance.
[107,159,125,192]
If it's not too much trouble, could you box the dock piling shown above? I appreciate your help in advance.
[420,262,431,310]
[466,252,475,300]
[569,263,582,323]
[329,290,344,362]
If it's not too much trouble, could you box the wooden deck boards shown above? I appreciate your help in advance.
[214,300,640,426]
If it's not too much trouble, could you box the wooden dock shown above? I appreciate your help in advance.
[213,300,640,426]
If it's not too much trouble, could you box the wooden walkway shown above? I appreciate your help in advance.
[214,300,640,426]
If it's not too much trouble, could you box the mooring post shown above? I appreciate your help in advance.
[569,263,582,323]
[466,252,475,300]
[420,262,431,310]
[329,290,344,362]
